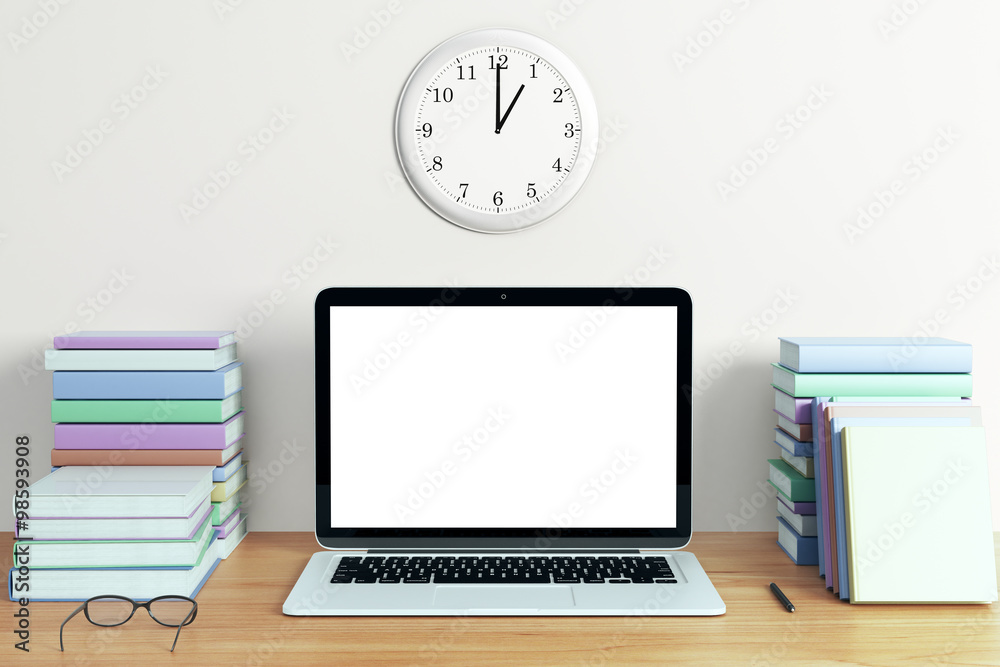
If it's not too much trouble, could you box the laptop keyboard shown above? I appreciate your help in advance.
[331,555,677,584]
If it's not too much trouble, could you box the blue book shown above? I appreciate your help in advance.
[213,452,244,482]
[774,428,813,457]
[52,362,242,399]
[779,337,971,373]
[829,408,981,600]
[811,397,830,579]
[776,516,818,566]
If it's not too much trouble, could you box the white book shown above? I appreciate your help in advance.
[780,449,814,478]
[18,498,212,540]
[843,426,997,604]
[220,516,249,559]
[20,466,214,518]
[44,344,237,371]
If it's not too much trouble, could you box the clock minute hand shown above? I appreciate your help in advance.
[497,83,525,134]
[494,62,501,134]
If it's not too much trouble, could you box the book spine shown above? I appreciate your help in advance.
[54,335,229,349]
[52,369,236,399]
[44,346,234,371]
[790,372,973,398]
[51,399,233,424]
[54,423,238,450]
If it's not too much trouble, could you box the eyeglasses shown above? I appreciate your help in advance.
[60,595,198,652]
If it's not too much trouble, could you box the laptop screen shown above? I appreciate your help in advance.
[315,287,693,550]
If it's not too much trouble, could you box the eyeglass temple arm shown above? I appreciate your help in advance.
[59,603,87,652]
[169,603,198,652]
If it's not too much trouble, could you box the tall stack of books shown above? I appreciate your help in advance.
[769,337,996,604]
[20,332,248,598]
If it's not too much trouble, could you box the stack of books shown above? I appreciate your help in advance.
[12,466,220,600]
[770,337,996,604]
[44,331,249,565]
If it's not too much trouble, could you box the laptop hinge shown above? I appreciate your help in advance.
[367,549,644,554]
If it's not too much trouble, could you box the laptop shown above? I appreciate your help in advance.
[283,286,725,616]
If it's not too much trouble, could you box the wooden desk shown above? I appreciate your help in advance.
[5,532,999,665]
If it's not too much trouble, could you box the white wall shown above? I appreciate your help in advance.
[2,0,998,532]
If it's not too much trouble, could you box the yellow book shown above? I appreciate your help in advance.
[212,463,247,502]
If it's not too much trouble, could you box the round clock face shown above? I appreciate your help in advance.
[395,29,598,234]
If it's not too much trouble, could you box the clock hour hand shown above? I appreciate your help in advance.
[497,83,525,134]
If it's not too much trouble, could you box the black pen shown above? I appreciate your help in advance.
[770,582,795,612]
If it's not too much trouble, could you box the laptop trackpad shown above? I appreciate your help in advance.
[433,586,575,610]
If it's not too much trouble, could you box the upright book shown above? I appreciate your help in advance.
[842,426,997,603]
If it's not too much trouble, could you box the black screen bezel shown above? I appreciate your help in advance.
[314,286,693,550]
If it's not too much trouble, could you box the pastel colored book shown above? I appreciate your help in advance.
[54,411,244,450]
[826,405,982,601]
[51,392,242,423]
[771,363,972,398]
[767,459,814,501]
[776,494,815,515]
[779,449,813,478]
[774,389,811,423]
[20,466,214,519]
[15,515,215,569]
[51,442,243,468]
[842,426,997,604]
[9,539,220,602]
[779,337,972,373]
[18,499,212,541]
[44,344,237,371]
[220,516,248,559]
[211,494,242,525]
[211,464,248,502]
[214,508,242,538]
[816,401,975,595]
[52,362,242,399]
[776,516,818,566]
[777,500,817,537]
[774,428,813,458]
[213,452,244,482]
[775,411,812,441]
[54,330,235,350]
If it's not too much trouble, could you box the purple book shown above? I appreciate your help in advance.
[54,331,235,350]
[776,493,816,515]
[54,412,245,450]
[215,509,242,538]
[774,388,812,423]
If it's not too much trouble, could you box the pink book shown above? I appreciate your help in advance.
[54,412,244,450]
[54,331,235,349]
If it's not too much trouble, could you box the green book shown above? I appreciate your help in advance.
[771,363,972,398]
[51,392,242,423]
[768,459,815,501]
[211,497,241,525]
[14,514,215,569]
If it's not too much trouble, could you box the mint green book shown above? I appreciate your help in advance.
[211,496,242,525]
[768,459,815,501]
[14,515,215,569]
[771,363,972,398]
[51,392,241,423]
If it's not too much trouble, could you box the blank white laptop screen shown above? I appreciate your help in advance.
[328,305,677,529]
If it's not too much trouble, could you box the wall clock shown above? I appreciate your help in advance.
[395,28,599,234]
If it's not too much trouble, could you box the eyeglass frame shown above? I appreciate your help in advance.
[60,594,198,652]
